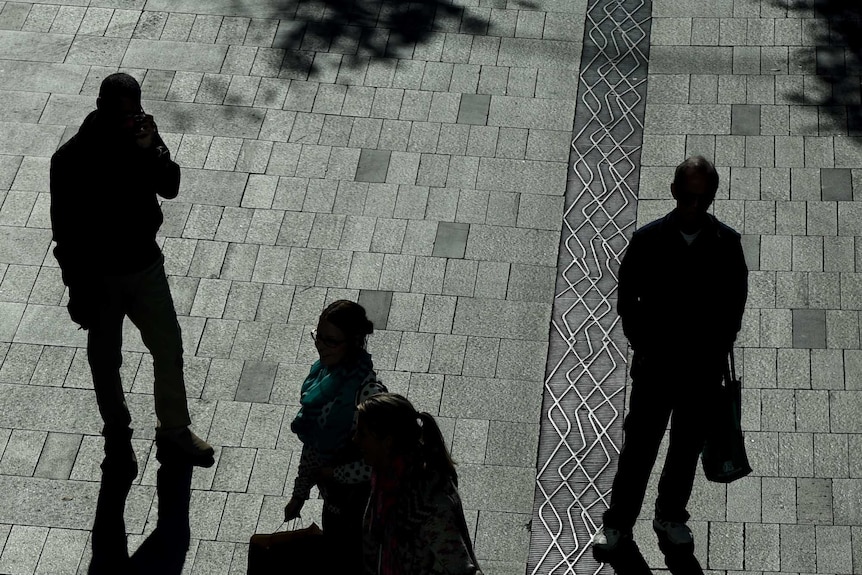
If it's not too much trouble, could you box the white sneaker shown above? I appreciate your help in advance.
[592,527,628,552]
[652,518,693,546]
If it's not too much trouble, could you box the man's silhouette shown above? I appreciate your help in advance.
[50,73,214,472]
[593,156,749,561]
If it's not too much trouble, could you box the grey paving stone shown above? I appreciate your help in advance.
[473,510,531,562]
[796,476,833,525]
[34,527,88,575]
[417,294,456,334]
[813,432,848,478]
[190,539,235,575]
[792,309,827,349]
[354,148,391,183]
[246,447,290,496]
[457,464,534,513]
[0,341,39,383]
[707,521,743,570]
[0,428,45,476]
[0,524,48,575]
[780,431,814,478]
[831,391,862,433]
[33,431,81,481]
[813,524,853,574]
[760,476,796,523]
[477,157,566,195]
[357,289,393,331]
[217,493,263,543]
[432,221,470,258]
[485,419,539,468]
[454,189,488,224]
[234,361,277,403]
[781,523,817,572]
[743,523,779,572]
[230,321,272,361]
[1,121,65,157]
[457,93,491,125]
[451,418,489,464]
[440,373,541,424]
[411,257,446,294]
[821,167,853,201]
[394,331,434,372]
[465,224,558,267]
[212,446,256,492]
[731,104,761,136]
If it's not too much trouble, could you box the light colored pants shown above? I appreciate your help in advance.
[87,254,191,433]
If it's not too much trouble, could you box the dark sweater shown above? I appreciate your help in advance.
[49,110,180,285]
[617,209,749,359]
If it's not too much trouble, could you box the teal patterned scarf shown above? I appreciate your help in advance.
[290,350,374,459]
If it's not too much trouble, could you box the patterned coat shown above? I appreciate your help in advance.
[363,466,483,575]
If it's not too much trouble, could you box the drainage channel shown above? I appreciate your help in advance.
[527,1,653,574]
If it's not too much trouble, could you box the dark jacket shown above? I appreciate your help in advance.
[617,209,748,361]
[363,466,482,575]
[49,110,180,285]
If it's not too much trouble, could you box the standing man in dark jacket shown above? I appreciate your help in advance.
[592,156,748,558]
[50,73,214,472]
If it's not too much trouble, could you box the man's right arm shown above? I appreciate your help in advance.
[617,233,646,352]
[49,152,83,287]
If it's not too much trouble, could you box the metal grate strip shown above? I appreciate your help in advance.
[528,1,653,573]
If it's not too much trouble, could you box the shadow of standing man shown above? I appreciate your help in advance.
[88,437,194,575]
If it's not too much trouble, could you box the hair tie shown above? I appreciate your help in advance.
[416,416,423,428]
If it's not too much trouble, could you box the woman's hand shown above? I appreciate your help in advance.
[284,497,305,521]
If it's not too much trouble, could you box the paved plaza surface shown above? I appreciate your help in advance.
[0,0,860,573]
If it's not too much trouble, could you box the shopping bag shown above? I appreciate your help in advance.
[701,350,753,483]
[247,518,324,575]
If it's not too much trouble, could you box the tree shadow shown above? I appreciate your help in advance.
[778,0,862,136]
[88,440,193,575]
[230,0,535,79]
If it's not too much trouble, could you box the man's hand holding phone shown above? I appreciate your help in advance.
[133,113,157,149]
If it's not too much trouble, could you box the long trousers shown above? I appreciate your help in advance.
[603,353,722,531]
[87,254,191,434]
[321,482,372,575]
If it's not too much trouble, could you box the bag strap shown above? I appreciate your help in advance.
[725,349,736,385]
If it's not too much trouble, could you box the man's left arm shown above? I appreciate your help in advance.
[143,132,181,200]
[723,233,749,350]
[136,115,180,199]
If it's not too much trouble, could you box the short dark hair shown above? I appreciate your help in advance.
[320,300,374,349]
[98,73,141,106]
[673,155,719,197]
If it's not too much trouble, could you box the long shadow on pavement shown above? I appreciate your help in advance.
[88,442,193,575]
[777,1,862,136]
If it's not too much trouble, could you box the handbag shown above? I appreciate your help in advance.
[247,519,325,575]
[701,349,753,483]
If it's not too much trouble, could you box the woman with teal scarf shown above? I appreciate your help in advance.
[284,300,387,575]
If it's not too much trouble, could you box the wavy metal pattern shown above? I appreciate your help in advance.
[528,1,652,574]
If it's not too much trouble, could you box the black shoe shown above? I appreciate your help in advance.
[155,426,215,468]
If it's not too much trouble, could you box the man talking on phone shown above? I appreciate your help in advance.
[50,73,214,474]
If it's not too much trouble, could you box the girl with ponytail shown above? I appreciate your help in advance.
[355,393,484,575]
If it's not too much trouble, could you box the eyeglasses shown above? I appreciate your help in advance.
[311,329,345,348]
